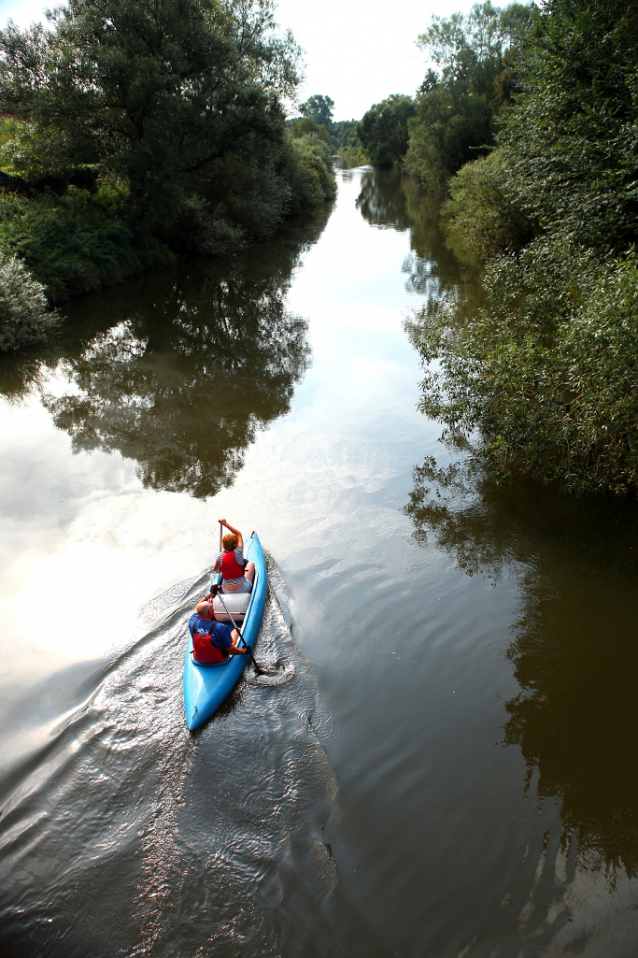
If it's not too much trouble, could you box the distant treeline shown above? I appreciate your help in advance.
[350,0,638,498]
[0,0,336,350]
[286,94,368,168]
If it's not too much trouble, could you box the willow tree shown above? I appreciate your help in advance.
[0,0,301,216]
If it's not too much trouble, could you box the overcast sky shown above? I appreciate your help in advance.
[0,0,481,120]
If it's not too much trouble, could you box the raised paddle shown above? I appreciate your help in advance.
[213,585,266,675]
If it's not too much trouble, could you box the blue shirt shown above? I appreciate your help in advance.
[188,614,233,650]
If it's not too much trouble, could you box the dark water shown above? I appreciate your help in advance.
[2,168,638,958]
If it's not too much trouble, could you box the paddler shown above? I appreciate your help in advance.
[189,600,248,665]
[214,519,255,594]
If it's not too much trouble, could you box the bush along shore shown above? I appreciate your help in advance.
[0,0,336,351]
[398,0,638,498]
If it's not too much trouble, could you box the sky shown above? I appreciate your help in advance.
[0,0,480,120]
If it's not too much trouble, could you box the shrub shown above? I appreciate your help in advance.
[414,240,638,495]
[0,253,59,351]
[288,117,331,144]
[284,135,336,216]
[0,181,167,300]
[163,198,247,256]
[442,150,536,260]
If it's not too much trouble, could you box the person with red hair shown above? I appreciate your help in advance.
[213,519,256,594]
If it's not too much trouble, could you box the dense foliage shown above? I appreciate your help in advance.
[293,93,369,165]
[412,0,638,496]
[0,173,169,301]
[0,0,335,347]
[284,132,337,214]
[333,119,368,166]
[416,243,638,494]
[0,0,298,213]
[405,1,532,186]
[497,0,638,255]
[357,95,416,168]
[441,151,535,260]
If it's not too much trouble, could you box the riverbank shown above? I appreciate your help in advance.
[0,144,336,352]
[400,2,638,499]
[0,1,337,352]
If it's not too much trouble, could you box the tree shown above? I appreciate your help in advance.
[357,94,416,167]
[417,1,531,84]
[405,86,493,184]
[412,0,638,498]
[0,0,301,217]
[499,0,638,253]
[405,2,533,185]
[299,94,335,131]
[288,116,330,145]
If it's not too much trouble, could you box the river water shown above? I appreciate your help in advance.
[2,168,638,958]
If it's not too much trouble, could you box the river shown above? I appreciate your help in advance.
[2,167,638,958]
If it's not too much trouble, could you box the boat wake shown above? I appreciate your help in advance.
[0,556,341,958]
[243,553,297,687]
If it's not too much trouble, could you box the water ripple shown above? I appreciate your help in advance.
[0,561,341,958]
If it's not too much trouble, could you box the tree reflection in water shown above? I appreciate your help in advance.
[405,454,638,885]
[0,217,327,498]
[355,167,472,300]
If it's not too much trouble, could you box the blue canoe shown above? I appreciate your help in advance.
[183,532,267,731]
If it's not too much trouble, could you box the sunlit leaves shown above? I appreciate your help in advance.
[414,243,638,495]
[407,2,533,185]
[0,252,59,351]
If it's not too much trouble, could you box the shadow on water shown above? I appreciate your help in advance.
[0,212,330,499]
[404,454,638,889]
[0,557,344,958]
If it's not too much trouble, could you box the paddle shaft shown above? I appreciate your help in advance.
[216,589,264,674]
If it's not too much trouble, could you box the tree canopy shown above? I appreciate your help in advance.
[299,94,335,130]
[357,95,416,167]
[0,0,300,212]
[498,0,638,254]
[406,2,533,185]
[0,0,336,327]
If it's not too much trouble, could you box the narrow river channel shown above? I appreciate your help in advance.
[2,168,638,958]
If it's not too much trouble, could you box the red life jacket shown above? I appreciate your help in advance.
[193,624,227,664]
[221,549,244,581]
